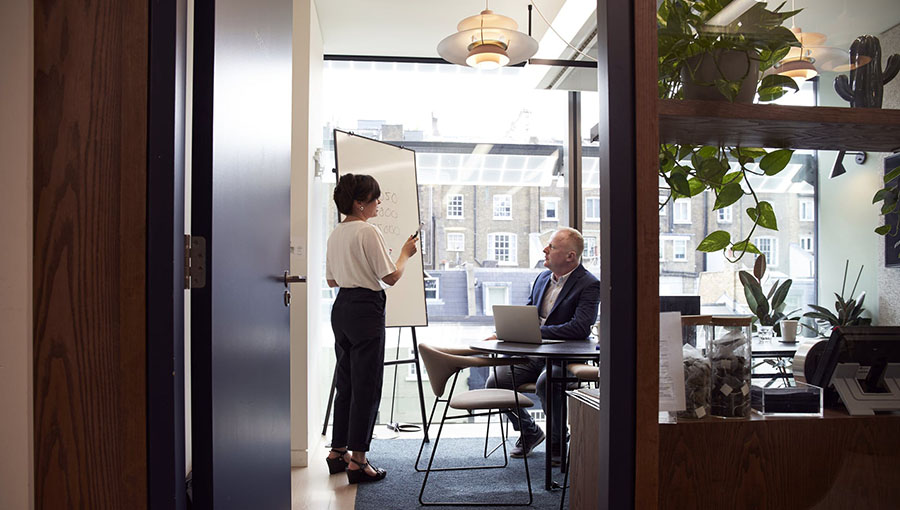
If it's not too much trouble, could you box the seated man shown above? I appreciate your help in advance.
[485,227,600,462]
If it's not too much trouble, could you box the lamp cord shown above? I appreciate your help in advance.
[530,0,599,62]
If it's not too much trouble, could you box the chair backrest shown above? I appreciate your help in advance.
[418,343,464,398]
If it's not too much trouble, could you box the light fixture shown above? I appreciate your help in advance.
[830,150,867,179]
[437,3,538,70]
[775,2,872,83]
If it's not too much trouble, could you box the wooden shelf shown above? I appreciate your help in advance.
[659,99,900,152]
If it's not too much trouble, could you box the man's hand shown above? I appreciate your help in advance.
[482,333,498,341]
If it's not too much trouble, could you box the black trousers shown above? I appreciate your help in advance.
[330,287,386,452]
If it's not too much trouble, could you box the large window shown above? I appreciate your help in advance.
[800,235,813,252]
[446,232,465,252]
[585,197,600,221]
[447,194,464,218]
[673,239,687,261]
[673,199,691,224]
[424,277,439,300]
[543,198,559,221]
[799,197,814,222]
[488,233,517,265]
[717,206,732,223]
[483,283,511,316]
[584,236,598,260]
[756,236,778,266]
[493,194,512,219]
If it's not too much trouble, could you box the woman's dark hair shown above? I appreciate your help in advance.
[333,173,381,215]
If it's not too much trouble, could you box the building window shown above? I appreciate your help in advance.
[800,236,813,252]
[659,240,665,261]
[447,194,464,218]
[584,236,598,259]
[717,206,732,223]
[659,196,667,216]
[483,283,511,316]
[585,197,600,221]
[407,348,429,382]
[543,198,559,221]
[493,194,512,219]
[799,197,814,222]
[673,239,687,261]
[756,236,778,266]
[487,233,517,265]
[424,277,439,300]
[673,198,691,224]
[446,232,465,252]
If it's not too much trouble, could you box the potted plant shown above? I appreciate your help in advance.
[804,261,869,336]
[738,254,796,341]
[658,0,804,261]
[658,0,801,103]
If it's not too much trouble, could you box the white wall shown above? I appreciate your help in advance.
[0,0,34,508]
[290,0,324,467]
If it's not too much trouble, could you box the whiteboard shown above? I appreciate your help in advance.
[334,130,428,327]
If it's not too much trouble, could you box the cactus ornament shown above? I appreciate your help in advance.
[834,35,900,108]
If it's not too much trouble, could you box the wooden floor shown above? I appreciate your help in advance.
[292,424,515,510]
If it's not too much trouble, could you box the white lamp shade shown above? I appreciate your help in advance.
[437,9,538,68]
[774,58,818,81]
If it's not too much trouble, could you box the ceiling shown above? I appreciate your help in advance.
[315,0,900,91]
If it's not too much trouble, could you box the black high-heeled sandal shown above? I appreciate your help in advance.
[325,449,349,474]
[346,458,387,484]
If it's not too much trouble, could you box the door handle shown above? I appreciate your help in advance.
[283,271,306,288]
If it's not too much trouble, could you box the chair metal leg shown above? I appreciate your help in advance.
[419,374,533,507]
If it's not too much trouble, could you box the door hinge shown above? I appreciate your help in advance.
[184,234,207,289]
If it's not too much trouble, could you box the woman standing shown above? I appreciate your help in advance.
[324,173,418,484]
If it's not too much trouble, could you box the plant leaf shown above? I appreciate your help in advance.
[873,188,892,204]
[771,279,793,310]
[722,171,744,184]
[876,224,892,235]
[754,254,767,280]
[757,74,799,102]
[759,149,793,176]
[688,178,707,196]
[698,230,731,252]
[714,182,744,210]
[669,173,691,197]
[884,166,900,184]
[732,240,761,254]
[748,201,778,230]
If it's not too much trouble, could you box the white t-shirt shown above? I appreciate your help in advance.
[326,220,397,292]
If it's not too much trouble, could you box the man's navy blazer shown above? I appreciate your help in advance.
[526,264,600,340]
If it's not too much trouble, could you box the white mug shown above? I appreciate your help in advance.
[781,319,800,343]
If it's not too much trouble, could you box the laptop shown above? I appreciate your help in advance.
[492,305,564,344]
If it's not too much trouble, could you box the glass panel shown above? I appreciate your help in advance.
[316,61,569,425]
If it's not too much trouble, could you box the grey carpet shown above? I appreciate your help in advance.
[354,436,568,509]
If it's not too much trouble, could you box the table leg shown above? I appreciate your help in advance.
[545,357,553,490]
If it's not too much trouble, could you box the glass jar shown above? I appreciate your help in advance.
[677,316,713,420]
[709,316,753,418]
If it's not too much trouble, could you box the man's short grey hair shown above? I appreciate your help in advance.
[556,227,585,260]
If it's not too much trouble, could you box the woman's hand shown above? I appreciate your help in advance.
[401,235,418,257]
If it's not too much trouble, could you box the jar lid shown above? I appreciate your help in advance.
[711,316,753,326]
[681,315,713,326]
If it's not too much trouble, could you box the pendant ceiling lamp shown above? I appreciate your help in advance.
[775,2,872,82]
[437,3,539,70]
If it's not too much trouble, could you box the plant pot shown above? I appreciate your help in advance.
[681,50,759,103]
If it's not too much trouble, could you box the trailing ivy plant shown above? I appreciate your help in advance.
[658,0,801,102]
[873,161,900,260]
[659,144,795,261]
[657,0,803,261]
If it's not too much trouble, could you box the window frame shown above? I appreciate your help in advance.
[673,198,691,224]
[800,235,813,252]
[446,232,465,252]
[487,232,517,265]
[755,236,778,266]
[799,197,814,222]
[424,276,439,301]
[447,194,464,219]
[493,194,513,220]
[542,197,560,221]
[672,238,688,261]
[482,282,511,316]
[717,205,732,223]
[585,197,601,221]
